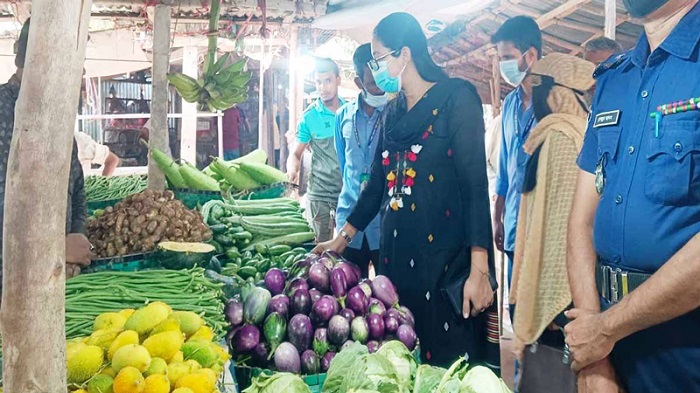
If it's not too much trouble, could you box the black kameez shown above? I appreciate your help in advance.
[347,79,499,368]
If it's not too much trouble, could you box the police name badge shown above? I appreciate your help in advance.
[593,110,620,128]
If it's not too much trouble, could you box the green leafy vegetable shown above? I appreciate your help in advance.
[412,364,447,393]
[435,357,469,392]
[376,341,417,391]
[322,342,369,393]
[459,366,512,393]
[243,372,311,393]
[323,342,405,393]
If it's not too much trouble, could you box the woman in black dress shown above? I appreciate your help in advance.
[314,12,499,368]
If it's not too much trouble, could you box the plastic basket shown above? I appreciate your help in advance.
[231,365,326,393]
[83,252,159,273]
[173,188,224,209]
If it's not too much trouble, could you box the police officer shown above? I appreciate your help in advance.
[565,0,700,392]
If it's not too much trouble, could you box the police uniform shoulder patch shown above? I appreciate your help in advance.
[593,52,629,79]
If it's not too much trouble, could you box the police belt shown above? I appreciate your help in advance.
[595,261,651,303]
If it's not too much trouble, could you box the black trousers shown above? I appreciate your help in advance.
[342,236,379,279]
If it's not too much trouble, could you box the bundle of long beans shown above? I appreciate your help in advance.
[65,268,227,340]
[85,175,148,202]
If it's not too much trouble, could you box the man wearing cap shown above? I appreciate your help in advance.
[565,0,700,392]
[0,19,93,280]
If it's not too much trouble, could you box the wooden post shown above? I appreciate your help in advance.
[180,46,198,165]
[284,26,299,171]
[148,0,173,190]
[258,42,267,155]
[1,0,92,391]
[604,0,616,40]
[492,55,502,116]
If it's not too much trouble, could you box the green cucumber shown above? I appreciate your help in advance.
[209,224,228,235]
[268,245,292,256]
[231,231,253,241]
[214,234,234,247]
[225,247,241,260]
[237,266,258,279]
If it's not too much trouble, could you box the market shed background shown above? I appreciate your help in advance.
[316,0,645,105]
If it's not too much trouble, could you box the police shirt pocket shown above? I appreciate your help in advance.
[644,121,700,205]
[597,127,622,162]
[341,121,352,140]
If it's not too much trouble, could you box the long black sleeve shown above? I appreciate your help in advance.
[69,140,87,234]
[448,84,492,250]
[346,131,386,232]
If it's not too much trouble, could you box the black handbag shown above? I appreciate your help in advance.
[440,269,498,321]
[519,341,577,393]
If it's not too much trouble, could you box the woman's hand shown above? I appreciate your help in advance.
[312,235,349,256]
[463,270,494,319]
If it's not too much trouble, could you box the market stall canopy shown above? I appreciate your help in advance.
[319,0,644,104]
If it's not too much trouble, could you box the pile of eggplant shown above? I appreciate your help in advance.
[225,252,418,375]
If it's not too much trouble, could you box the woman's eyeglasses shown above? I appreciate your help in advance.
[367,50,400,72]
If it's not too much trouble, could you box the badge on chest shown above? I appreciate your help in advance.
[593,110,620,128]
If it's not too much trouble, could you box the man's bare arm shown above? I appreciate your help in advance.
[286,142,307,183]
[567,170,601,312]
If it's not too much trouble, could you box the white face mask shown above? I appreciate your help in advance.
[363,91,389,108]
[499,52,532,87]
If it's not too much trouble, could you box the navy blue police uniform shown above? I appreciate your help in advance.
[577,4,700,393]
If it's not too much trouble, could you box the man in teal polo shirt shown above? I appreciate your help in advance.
[287,58,344,242]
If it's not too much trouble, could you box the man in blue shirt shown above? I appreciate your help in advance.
[287,58,344,242]
[491,16,541,300]
[334,44,386,278]
[565,1,700,392]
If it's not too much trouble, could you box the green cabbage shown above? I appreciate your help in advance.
[412,365,447,393]
[435,357,469,393]
[322,342,405,393]
[243,372,311,393]
[376,341,418,390]
[459,366,512,393]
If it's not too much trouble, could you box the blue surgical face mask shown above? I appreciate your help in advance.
[499,52,532,87]
[371,59,404,94]
[363,90,389,108]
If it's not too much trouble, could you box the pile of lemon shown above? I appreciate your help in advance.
[67,302,230,393]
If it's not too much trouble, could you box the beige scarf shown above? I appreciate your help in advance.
[510,113,587,353]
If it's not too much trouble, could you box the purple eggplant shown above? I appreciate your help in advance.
[274,342,301,373]
[398,306,416,327]
[367,340,381,353]
[317,256,334,271]
[367,313,385,340]
[309,288,323,304]
[384,314,400,335]
[369,297,387,317]
[301,349,320,375]
[286,278,310,297]
[225,298,244,328]
[386,308,401,321]
[289,259,313,279]
[308,263,331,293]
[230,324,260,354]
[330,267,348,306]
[325,295,341,315]
[313,328,329,357]
[370,275,399,309]
[288,314,314,352]
[264,268,286,296]
[397,324,417,351]
[267,294,290,320]
[358,280,372,298]
[328,315,350,346]
[346,286,369,316]
[336,262,360,287]
[350,316,369,344]
[291,288,312,316]
[251,342,270,367]
[310,296,337,326]
[264,312,287,358]
[321,351,336,372]
[340,308,356,321]
[340,340,355,351]
[324,250,343,263]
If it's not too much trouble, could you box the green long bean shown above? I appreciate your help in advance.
[85,175,148,202]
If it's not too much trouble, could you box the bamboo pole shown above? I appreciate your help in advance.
[148,0,173,190]
[1,0,92,390]
[605,0,617,40]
